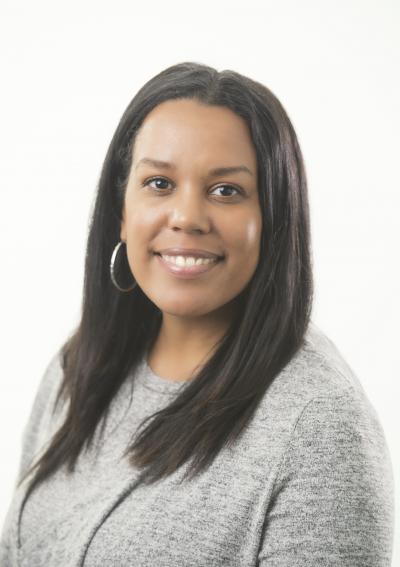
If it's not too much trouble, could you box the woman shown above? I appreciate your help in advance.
[0,62,394,566]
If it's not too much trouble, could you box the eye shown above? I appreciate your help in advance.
[143,176,172,192]
[142,176,243,199]
[210,184,241,198]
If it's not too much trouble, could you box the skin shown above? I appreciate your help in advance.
[120,98,262,381]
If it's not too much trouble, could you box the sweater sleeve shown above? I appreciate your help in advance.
[258,393,395,566]
[16,349,66,484]
[0,350,66,566]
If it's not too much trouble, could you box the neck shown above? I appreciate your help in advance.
[148,302,238,380]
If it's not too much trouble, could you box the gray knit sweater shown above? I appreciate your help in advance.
[0,322,395,566]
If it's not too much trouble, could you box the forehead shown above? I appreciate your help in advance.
[132,99,257,172]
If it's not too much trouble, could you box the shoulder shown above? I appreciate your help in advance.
[18,349,67,480]
[287,391,393,478]
[29,349,66,426]
[254,322,392,471]
[266,320,372,405]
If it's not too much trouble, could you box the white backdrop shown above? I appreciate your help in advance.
[1,0,399,562]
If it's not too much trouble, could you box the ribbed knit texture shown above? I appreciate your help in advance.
[0,322,395,566]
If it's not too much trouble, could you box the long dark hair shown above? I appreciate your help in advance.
[19,61,313,498]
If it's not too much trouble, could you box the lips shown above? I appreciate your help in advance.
[154,247,224,260]
[154,251,224,279]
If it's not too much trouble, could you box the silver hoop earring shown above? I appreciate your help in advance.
[110,241,137,292]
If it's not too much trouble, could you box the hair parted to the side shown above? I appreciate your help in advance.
[18,61,313,498]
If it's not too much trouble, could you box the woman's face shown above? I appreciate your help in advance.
[120,98,262,319]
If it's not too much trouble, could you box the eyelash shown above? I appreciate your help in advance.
[142,176,243,198]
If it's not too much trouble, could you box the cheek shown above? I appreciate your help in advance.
[125,203,159,245]
[123,208,154,272]
[229,215,262,260]
[245,218,262,248]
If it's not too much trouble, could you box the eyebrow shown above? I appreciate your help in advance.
[135,157,254,178]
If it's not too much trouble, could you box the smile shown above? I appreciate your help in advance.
[154,253,223,279]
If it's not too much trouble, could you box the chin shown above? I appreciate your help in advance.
[154,296,223,319]
[160,305,211,318]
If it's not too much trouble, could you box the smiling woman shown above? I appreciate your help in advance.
[0,62,394,566]
[119,98,262,358]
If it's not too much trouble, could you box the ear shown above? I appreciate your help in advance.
[120,207,127,241]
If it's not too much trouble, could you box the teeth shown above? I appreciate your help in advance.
[161,255,217,267]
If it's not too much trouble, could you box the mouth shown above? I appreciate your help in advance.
[153,252,225,279]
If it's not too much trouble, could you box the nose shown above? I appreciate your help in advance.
[167,186,211,234]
